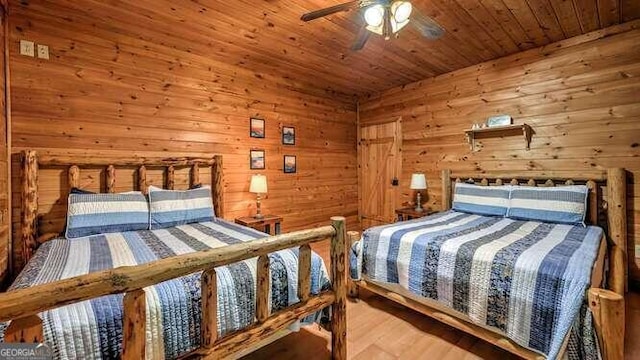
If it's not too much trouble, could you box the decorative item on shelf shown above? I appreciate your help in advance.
[282,126,295,145]
[284,155,296,173]
[250,149,265,170]
[486,114,512,127]
[410,173,427,212]
[250,118,265,138]
[249,174,268,219]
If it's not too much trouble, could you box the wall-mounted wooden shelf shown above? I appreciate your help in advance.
[464,124,533,151]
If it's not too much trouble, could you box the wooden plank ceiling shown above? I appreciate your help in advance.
[14,0,640,96]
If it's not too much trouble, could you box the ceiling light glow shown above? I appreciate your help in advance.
[392,1,412,23]
[364,5,384,27]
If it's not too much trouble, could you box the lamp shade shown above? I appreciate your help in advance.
[249,174,268,194]
[410,173,427,190]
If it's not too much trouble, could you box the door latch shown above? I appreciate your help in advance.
[391,177,399,186]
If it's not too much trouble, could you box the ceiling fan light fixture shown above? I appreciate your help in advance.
[364,4,384,27]
[391,1,412,23]
[391,19,410,33]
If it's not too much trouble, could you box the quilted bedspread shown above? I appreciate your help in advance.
[2,219,331,359]
[351,210,603,359]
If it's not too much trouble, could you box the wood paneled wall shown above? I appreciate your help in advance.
[0,0,9,287]
[359,21,640,285]
[7,1,358,273]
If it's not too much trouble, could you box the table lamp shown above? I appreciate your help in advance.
[249,174,267,219]
[410,173,427,212]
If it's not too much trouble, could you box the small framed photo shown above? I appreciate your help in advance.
[250,150,265,170]
[486,115,512,127]
[283,155,296,174]
[250,118,265,138]
[282,126,295,145]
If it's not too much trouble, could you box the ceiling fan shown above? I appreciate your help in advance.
[301,0,445,51]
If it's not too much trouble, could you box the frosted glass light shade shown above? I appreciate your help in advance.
[410,173,427,190]
[392,1,412,23]
[364,5,384,27]
[249,174,268,194]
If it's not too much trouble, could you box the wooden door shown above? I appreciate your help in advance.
[359,119,402,230]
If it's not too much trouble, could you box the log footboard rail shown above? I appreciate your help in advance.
[0,217,348,360]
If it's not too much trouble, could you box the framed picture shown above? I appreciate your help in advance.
[282,126,295,145]
[486,115,512,127]
[250,118,265,138]
[283,155,296,174]
[250,150,265,170]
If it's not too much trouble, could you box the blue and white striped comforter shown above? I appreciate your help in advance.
[351,210,603,359]
[4,220,331,359]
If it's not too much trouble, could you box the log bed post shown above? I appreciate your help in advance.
[330,216,347,360]
[347,230,359,298]
[138,166,148,194]
[588,288,624,360]
[442,169,452,210]
[212,155,224,218]
[122,289,146,360]
[607,168,627,295]
[586,180,598,225]
[4,315,43,343]
[201,268,218,348]
[191,163,200,188]
[68,165,79,189]
[298,244,311,302]
[106,165,116,193]
[21,150,38,264]
[166,165,175,190]
[256,255,270,323]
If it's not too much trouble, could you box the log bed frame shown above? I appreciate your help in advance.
[349,168,627,360]
[0,150,348,360]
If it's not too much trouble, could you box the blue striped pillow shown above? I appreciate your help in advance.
[507,185,588,225]
[66,192,149,239]
[148,185,215,229]
[452,183,511,217]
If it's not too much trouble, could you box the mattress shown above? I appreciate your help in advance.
[3,219,331,359]
[351,210,603,359]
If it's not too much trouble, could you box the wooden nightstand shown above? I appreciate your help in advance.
[395,207,437,222]
[235,215,282,235]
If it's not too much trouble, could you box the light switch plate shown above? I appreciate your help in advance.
[20,40,35,57]
[37,44,49,59]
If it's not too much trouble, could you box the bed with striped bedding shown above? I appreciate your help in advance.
[350,210,603,359]
[2,219,331,359]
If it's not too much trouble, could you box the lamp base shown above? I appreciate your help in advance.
[414,192,423,212]
[254,194,264,220]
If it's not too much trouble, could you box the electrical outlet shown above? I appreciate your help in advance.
[37,44,49,60]
[19,40,35,57]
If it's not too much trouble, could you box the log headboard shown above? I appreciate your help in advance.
[440,168,627,295]
[19,150,224,267]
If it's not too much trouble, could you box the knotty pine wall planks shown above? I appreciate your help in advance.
[359,22,640,284]
[0,0,8,287]
[7,1,358,273]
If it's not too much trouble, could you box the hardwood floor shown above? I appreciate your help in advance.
[243,240,640,360]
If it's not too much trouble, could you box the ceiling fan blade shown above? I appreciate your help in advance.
[301,1,359,21]
[412,11,445,39]
[351,25,371,51]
